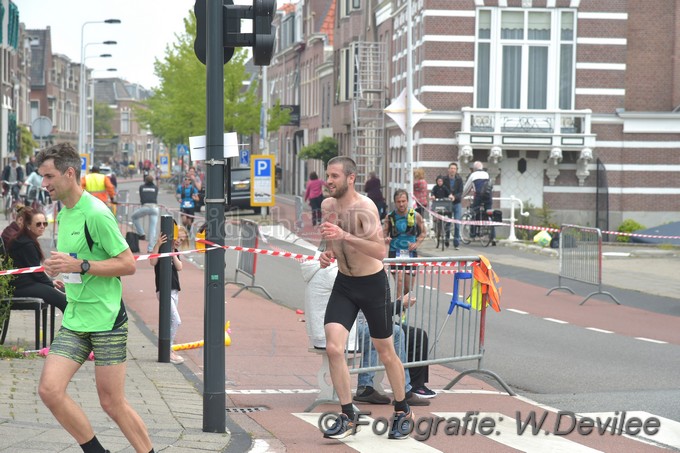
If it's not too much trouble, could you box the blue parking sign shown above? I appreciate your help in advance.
[81,157,87,171]
[253,158,271,176]
[240,148,250,165]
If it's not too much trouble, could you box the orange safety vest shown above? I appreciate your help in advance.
[84,173,108,202]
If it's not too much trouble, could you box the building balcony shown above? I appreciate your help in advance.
[457,107,595,151]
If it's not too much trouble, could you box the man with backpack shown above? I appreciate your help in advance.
[463,161,496,245]
[383,189,426,298]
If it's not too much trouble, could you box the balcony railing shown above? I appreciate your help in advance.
[458,107,595,150]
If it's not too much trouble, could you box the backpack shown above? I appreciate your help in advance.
[480,179,494,200]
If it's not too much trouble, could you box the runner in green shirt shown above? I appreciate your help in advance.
[37,143,155,453]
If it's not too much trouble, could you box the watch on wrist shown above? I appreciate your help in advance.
[80,259,90,275]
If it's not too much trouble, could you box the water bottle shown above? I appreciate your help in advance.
[398,249,409,259]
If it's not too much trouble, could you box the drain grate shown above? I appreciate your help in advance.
[226,406,268,413]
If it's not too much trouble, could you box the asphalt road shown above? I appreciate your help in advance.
[119,179,680,428]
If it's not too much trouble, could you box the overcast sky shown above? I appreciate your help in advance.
[14,0,216,90]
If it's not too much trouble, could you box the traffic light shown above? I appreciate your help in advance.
[251,0,276,66]
[194,0,276,67]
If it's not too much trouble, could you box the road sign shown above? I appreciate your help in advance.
[177,144,189,156]
[80,154,90,173]
[240,148,250,166]
[159,154,170,178]
[250,155,274,207]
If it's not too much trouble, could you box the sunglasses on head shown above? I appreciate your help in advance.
[34,222,48,227]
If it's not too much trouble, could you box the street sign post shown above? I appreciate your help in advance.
[250,155,275,207]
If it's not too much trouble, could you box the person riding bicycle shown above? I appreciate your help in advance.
[2,156,24,199]
[463,161,496,245]
[24,170,46,207]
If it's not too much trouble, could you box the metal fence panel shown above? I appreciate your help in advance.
[547,224,620,305]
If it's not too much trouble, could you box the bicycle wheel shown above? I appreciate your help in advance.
[434,219,442,249]
[479,223,492,247]
[460,212,472,244]
[4,194,11,220]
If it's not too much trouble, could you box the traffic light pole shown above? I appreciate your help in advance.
[203,0,227,433]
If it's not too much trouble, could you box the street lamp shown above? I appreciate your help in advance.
[90,69,118,155]
[79,18,121,157]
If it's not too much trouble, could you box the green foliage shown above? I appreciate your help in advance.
[18,125,38,160]
[136,11,262,151]
[298,137,338,166]
[616,219,646,243]
[267,99,290,134]
[0,255,15,345]
[94,101,115,138]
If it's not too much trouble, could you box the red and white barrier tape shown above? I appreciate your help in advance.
[414,197,680,239]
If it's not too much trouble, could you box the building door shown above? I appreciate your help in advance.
[498,150,544,210]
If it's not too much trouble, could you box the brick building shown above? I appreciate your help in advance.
[265,0,680,231]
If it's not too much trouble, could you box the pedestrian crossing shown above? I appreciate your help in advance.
[293,410,680,452]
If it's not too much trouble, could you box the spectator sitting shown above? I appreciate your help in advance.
[5,206,67,313]
[354,293,435,405]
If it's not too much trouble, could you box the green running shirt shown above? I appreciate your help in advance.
[57,191,129,332]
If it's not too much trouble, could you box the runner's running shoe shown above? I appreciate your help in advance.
[412,386,436,398]
[323,414,360,439]
[388,408,414,440]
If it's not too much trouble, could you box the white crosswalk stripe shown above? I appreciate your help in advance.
[433,412,602,452]
[581,411,680,450]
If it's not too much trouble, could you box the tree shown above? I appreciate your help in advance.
[18,126,38,160]
[136,11,289,152]
[298,137,338,166]
[94,102,115,138]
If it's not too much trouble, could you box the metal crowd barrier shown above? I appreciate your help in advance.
[547,224,620,305]
[304,256,511,412]
[225,218,272,299]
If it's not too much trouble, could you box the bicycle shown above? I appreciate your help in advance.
[2,180,22,220]
[460,201,494,247]
[430,198,453,251]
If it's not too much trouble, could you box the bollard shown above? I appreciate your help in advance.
[158,215,174,362]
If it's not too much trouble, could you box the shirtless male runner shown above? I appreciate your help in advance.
[319,156,413,440]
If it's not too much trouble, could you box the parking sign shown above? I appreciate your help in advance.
[250,155,274,207]
[240,148,250,166]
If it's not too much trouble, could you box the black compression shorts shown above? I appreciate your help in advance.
[324,270,393,339]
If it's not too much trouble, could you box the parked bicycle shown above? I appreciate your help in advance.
[460,201,496,247]
[430,198,453,251]
[2,180,22,220]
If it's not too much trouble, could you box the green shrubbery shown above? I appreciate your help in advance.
[616,219,646,243]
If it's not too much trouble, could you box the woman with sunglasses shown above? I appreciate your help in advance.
[5,206,67,313]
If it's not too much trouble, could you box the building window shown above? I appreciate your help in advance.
[339,0,360,18]
[338,46,357,102]
[30,100,39,122]
[475,8,576,110]
[121,110,130,134]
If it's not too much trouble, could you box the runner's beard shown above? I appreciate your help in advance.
[330,180,348,199]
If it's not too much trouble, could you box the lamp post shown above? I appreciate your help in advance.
[90,69,117,157]
[79,19,121,157]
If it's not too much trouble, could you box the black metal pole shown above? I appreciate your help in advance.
[203,0,226,433]
[158,215,174,362]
